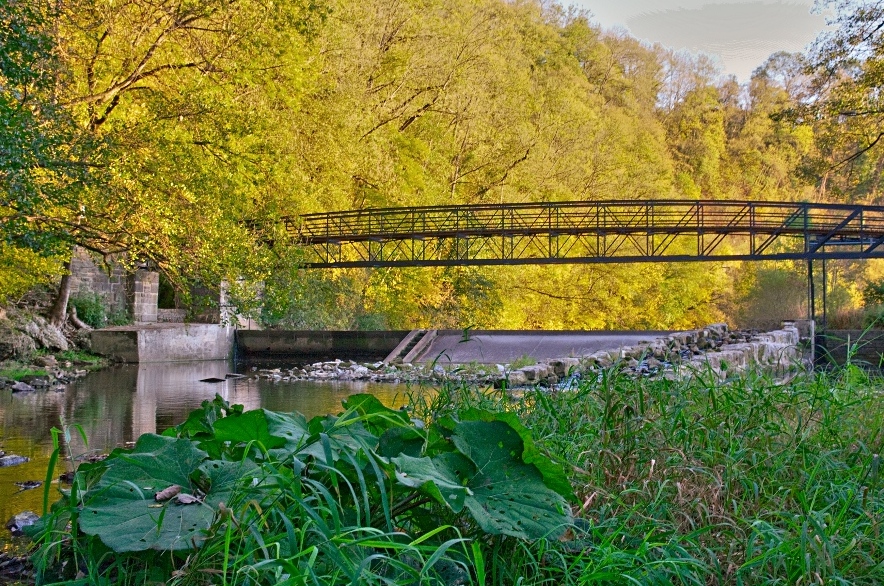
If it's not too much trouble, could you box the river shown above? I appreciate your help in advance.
[0,360,419,543]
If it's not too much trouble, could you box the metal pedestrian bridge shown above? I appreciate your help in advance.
[287,200,884,268]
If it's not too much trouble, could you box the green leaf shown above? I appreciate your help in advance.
[212,409,282,450]
[379,426,425,458]
[78,434,253,552]
[393,419,572,539]
[459,408,574,500]
[393,453,472,512]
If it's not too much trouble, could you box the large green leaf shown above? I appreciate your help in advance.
[212,409,377,466]
[78,434,255,552]
[458,409,574,500]
[393,419,572,540]
[393,452,472,512]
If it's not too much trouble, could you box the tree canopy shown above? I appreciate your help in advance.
[2,0,882,327]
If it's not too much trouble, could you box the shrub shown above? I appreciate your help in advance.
[28,394,573,584]
[68,292,130,328]
[68,292,108,328]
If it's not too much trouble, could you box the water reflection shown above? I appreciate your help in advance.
[0,361,421,540]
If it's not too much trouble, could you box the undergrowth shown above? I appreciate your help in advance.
[25,363,884,584]
[412,364,884,584]
[0,366,48,380]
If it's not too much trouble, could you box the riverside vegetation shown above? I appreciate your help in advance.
[19,359,884,585]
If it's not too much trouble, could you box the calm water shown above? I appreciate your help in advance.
[0,361,421,542]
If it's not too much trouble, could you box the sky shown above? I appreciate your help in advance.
[572,0,830,81]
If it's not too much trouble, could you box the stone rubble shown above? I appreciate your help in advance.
[0,365,90,393]
[5,511,39,537]
[244,323,803,389]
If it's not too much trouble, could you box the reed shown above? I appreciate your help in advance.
[415,365,884,584]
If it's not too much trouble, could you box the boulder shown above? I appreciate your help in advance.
[549,358,580,377]
[0,454,29,467]
[10,381,35,393]
[5,511,40,537]
[23,317,68,351]
[503,370,528,387]
[519,364,549,382]
[0,328,36,359]
[33,355,58,368]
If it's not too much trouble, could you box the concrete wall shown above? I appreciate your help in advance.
[237,330,410,360]
[817,330,884,367]
[92,324,234,362]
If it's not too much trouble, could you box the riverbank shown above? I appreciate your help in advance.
[14,361,884,584]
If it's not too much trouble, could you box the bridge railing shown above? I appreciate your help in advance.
[285,200,884,267]
[293,201,884,240]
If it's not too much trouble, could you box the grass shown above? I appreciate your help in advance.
[0,350,106,381]
[0,365,48,380]
[509,354,536,369]
[53,349,105,367]
[25,363,884,585]
[408,364,884,584]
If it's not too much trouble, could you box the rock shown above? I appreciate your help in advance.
[350,365,370,378]
[33,355,58,368]
[5,511,39,536]
[519,364,549,382]
[0,455,29,467]
[23,317,68,351]
[503,370,528,387]
[0,330,36,359]
[0,551,30,579]
[20,376,49,388]
[10,381,35,393]
[549,358,580,377]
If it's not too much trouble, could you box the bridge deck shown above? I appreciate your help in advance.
[287,200,884,268]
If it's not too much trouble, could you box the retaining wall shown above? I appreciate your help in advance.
[91,324,234,362]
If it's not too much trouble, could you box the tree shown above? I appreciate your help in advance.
[5,0,326,321]
[803,0,884,201]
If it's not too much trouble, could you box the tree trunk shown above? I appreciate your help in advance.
[49,259,73,326]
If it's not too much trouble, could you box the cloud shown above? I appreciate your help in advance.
[625,1,825,79]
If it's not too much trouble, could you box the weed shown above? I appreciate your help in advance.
[0,365,48,380]
[55,349,104,366]
[412,366,884,584]
[68,292,130,329]
[509,354,536,369]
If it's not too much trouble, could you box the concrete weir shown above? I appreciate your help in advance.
[236,330,409,361]
[91,323,234,362]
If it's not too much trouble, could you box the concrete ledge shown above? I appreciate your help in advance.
[237,330,410,360]
[92,324,234,362]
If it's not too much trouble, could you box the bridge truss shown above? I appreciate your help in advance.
[290,200,884,268]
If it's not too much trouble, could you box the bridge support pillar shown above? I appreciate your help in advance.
[807,259,815,324]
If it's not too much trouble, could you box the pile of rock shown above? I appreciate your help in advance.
[0,355,90,393]
[248,323,803,389]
